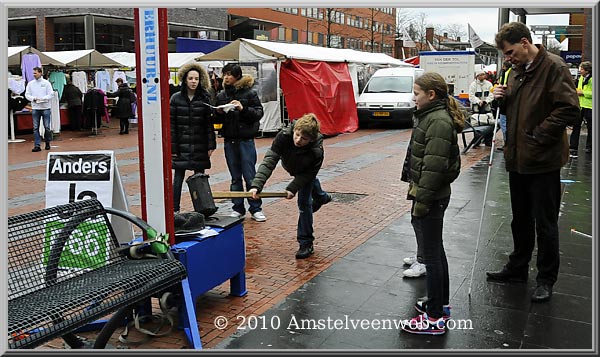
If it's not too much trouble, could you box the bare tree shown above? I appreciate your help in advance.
[408,12,431,51]
[443,23,466,40]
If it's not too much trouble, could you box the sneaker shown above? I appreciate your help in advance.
[295,245,314,259]
[32,146,41,152]
[229,211,244,219]
[414,300,451,321]
[312,193,332,213]
[402,262,426,278]
[401,313,446,335]
[570,149,578,158]
[45,142,51,150]
[403,255,417,266]
[250,211,266,222]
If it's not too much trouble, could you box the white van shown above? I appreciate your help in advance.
[356,67,424,128]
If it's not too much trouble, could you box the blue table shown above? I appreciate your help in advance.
[171,219,247,349]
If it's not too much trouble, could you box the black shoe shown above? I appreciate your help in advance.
[32,146,41,152]
[531,284,552,302]
[496,146,504,151]
[295,245,314,259]
[486,268,528,283]
[45,142,51,150]
[585,148,591,154]
[119,131,124,135]
[312,193,332,213]
[570,149,578,158]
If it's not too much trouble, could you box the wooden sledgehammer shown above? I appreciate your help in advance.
[211,191,288,199]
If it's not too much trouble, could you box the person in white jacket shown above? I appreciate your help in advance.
[25,66,54,152]
[468,70,494,113]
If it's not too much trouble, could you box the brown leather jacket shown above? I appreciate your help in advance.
[502,45,579,174]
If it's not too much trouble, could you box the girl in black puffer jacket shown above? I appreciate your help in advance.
[170,62,216,212]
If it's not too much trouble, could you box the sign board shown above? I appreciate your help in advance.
[561,51,582,64]
[420,51,475,97]
[45,151,134,267]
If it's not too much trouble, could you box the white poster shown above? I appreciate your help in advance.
[45,151,114,208]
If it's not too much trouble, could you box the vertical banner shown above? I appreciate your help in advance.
[134,8,175,242]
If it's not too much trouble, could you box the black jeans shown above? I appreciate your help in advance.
[506,170,561,285]
[119,117,130,133]
[569,108,592,150]
[411,196,450,319]
[173,169,202,212]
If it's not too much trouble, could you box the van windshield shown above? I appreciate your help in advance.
[364,76,413,93]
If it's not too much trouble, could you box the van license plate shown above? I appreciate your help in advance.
[373,112,390,117]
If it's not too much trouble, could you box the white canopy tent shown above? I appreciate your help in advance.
[103,52,223,70]
[196,39,411,133]
[199,38,411,66]
[8,46,66,67]
[42,49,123,68]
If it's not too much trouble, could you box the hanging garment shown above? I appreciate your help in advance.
[50,91,61,134]
[72,71,88,94]
[21,53,41,84]
[48,71,67,100]
[8,77,26,95]
[95,71,111,93]
[111,71,128,92]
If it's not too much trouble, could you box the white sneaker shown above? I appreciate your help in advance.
[403,262,426,278]
[251,211,266,222]
[403,255,417,266]
[230,211,244,218]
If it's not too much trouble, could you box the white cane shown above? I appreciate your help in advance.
[468,104,501,298]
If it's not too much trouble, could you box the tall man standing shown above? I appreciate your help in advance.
[486,22,580,302]
[25,66,54,152]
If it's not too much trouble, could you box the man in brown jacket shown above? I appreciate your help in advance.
[486,22,580,303]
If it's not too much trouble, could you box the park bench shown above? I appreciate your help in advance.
[7,199,187,349]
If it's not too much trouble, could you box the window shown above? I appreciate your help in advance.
[278,27,285,41]
[292,28,298,43]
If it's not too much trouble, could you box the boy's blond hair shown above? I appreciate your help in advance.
[294,113,320,140]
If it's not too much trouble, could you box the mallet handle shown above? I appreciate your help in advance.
[211,191,288,199]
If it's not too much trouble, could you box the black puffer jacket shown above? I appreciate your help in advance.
[251,123,324,194]
[214,75,264,140]
[170,62,216,171]
[107,83,134,119]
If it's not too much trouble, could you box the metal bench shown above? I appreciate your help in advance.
[7,199,187,349]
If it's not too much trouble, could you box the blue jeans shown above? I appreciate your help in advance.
[499,114,507,143]
[412,196,450,319]
[32,109,52,147]
[297,178,327,247]
[224,139,262,214]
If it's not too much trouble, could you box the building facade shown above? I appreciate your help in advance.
[8,8,228,52]
[228,8,398,56]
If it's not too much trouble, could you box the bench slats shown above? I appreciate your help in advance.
[7,199,187,349]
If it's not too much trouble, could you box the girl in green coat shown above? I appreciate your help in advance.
[402,72,463,335]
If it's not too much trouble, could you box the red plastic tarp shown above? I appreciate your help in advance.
[279,59,358,136]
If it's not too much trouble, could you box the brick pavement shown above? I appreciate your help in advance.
[6,120,490,349]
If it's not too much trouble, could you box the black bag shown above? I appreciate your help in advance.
[185,173,218,217]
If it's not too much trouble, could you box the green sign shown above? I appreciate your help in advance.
[44,220,109,269]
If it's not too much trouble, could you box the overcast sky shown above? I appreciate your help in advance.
[400,8,570,44]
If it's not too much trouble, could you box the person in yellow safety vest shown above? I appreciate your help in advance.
[493,61,512,150]
[569,61,593,156]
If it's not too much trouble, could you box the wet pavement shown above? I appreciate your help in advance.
[4,121,594,350]
[215,149,594,350]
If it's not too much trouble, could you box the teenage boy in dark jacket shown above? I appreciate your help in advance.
[249,113,332,259]
[214,63,265,222]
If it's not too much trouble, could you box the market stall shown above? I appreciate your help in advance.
[197,39,411,136]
